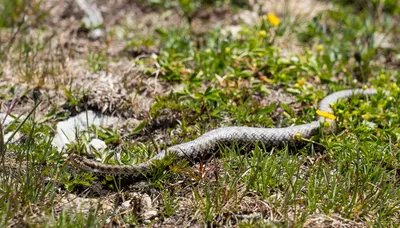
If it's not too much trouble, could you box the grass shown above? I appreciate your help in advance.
[0,0,399,226]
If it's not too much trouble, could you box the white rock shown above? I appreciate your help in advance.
[0,113,20,126]
[142,210,157,220]
[235,10,259,26]
[87,138,107,157]
[141,194,152,210]
[221,25,243,39]
[121,200,132,209]
[4,132,21,143]
[1,113,23,144]
[89,28,104,39]
[75,0,104,39]
[75,0,103,27]
[51,110,120,151]
[374,33,392,49]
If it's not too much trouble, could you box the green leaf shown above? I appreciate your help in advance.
[131,120,148,135]
[257,103,276,115]
[280,103,294,117]
[236,70,254,78]
[286,88,301,95]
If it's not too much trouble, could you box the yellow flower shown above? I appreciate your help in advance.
[297,78,306,86]
[267,13,280,26]
[317,45,324,52]
[225,47,231,53]
[258,30,267,38]
[316,110,336,120]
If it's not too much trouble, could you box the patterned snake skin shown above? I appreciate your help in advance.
[70,88,382,177]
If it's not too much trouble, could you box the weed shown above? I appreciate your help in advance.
[86,51,108,73]
[55,206,105,228]
[161,189,178,216]
[0,0,26,28]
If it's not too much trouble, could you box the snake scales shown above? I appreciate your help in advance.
[70,88,382,177]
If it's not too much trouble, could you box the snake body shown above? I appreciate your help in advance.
[70,89,382,177]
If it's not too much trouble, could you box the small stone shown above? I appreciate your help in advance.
[88,138,107,153]
[142,210,157,220]
[75,0,103,27]
[4,132,21,143]
[235,10,258,26]
[374,33,392,49]
[141,194,152,210]
[51,111,121,151]
[121,200,132,209]
[89,28,104,40]
[0,113,20,126]
[221,25,242,38]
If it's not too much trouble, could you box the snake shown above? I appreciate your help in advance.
[69,88,383,177]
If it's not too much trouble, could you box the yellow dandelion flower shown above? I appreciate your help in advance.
[316,110,336,120]
[297,78,306,86]
[267,13,280,26]
[258,30,267,38]
[317,44,324,52]
[225,47,231,53]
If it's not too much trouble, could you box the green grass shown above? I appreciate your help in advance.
[0,0,26,28]
[0,0,399,226]
[86,51,108,73]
